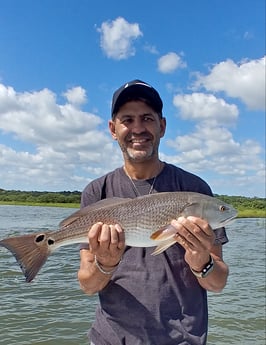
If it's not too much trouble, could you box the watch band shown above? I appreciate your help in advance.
[190,255,214,278]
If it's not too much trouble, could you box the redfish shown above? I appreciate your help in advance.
[0,192,237,282]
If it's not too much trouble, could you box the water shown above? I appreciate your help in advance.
[0,205,265,345]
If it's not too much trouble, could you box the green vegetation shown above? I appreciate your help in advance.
[215,194,266,218]
[0,189,81,208]
[0,189,265,217]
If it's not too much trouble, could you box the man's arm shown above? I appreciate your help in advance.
[171,216,229,292]
[78,223,125,295]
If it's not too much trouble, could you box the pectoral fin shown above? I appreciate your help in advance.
[150,224,179,255]
[150,224,178,241]
[151,238,177,255]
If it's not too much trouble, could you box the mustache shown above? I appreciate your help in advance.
[125,132,153,141]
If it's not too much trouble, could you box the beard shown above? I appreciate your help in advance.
[123,145,155,161]
[118,133,160,163]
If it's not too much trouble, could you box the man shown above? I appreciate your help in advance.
[78,80,229,345]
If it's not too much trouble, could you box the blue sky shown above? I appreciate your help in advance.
[0,0,265,197]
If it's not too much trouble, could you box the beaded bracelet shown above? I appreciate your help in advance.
[94,255,120,275]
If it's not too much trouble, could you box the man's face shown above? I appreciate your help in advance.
[109,100,166,163]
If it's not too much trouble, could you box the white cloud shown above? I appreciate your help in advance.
[173,92,239,126]
[165,87,265,196]
[193,56,266,110]
[97,17,143,60]
[157,52,186,73]
[0,85,102,144]
[143,43,159,55]
[164,124,264,195]
[63,86,87,105]
[0,83,123,191]
[167,125,241,161]
[0,81,264,197]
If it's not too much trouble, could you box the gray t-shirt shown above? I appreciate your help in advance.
[81,163,228,345]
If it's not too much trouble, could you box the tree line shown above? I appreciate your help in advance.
[214,194,265,211]
[0,189,81,204]
[0,189,265,211]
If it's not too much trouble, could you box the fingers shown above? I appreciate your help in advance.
[115,224,126,249]
[88,222,125,266]
[171,216,215,251]
[88,222,104,252]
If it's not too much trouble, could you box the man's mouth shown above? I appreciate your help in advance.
[129,138,151,149]
[130,138,149,144]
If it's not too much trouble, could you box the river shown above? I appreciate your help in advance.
[0,205,265,345]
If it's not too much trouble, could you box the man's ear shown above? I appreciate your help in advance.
[160,117,166,138]
[108,120,117,140]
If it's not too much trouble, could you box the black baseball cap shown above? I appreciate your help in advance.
[111,79,163,118]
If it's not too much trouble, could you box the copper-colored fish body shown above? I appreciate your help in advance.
[0,192,237,282]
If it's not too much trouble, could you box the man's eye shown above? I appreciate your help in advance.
[143,116,154,122]
[121,118,133,124]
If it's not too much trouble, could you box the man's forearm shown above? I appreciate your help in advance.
[78,250,115,295]
[196,255,229,292]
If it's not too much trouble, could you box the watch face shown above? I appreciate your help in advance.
[191,256,214,278]
[202,257,214,277]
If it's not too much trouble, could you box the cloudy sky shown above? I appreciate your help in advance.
[0,0,265,197]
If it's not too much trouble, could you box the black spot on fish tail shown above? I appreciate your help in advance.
[35,234,45,243]
[48,238,55,246]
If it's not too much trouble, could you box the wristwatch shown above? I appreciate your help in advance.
[190,255,214,278]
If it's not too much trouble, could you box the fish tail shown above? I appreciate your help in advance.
[0,232,53,282]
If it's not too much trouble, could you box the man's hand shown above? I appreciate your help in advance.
[88,222,125,268]
[78,223,125,295]
[171,216,215,271]
[170,216,228,292]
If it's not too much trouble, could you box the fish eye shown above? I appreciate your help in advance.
[220,205,227,212]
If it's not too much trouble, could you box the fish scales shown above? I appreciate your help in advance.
[55,193,188,247]
[0,192,237,282]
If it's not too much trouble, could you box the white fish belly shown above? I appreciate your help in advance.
[124,227,157,247]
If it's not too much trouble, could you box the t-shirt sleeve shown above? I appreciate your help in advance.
[79,178,106,250]
[80,181,103,208]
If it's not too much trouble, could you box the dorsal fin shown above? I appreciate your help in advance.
[59,197,132,228]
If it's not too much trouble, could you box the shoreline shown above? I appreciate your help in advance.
[0,201,264,218]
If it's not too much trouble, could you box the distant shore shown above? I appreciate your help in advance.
[0,201,80,208]
[0,189,265,218]
[0,201,264,218]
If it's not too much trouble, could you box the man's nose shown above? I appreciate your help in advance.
[131,119,146,133]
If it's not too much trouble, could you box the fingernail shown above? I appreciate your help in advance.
[115,224,123,232]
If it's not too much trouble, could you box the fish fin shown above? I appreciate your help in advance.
[150,224,178,241]
[59,197,132,228]
[151,238,177,255]
[150,202,201,241]
[0,232,53,282]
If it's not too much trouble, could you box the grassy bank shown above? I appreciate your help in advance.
[0,200,265,218]
[0,201,80,208]
[236,208,265,218]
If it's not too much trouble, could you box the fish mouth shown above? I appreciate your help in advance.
[218,214,237,226]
